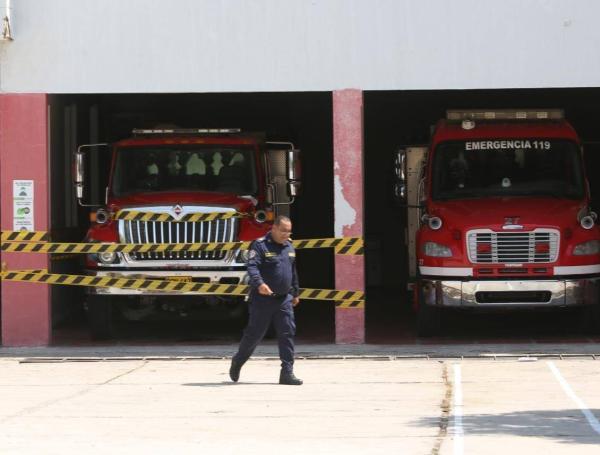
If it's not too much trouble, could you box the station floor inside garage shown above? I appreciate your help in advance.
[45,288,600,348]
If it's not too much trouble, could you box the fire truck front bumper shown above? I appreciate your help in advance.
[85,269,249,296]
[419,277,600,308]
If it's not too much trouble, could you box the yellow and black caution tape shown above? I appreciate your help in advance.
[295,238,363,255]
[0,269,364,308]
[1,237,363,255]
[1,230,49,242]
[1,240,252,254]
[334,300,364,309]
[297,288,364,308]
[114,210,248,223]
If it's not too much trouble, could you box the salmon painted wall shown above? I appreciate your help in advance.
[0,94,50,346]
[333,89,365,344]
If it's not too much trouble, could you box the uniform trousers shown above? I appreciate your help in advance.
[233,294,296,373]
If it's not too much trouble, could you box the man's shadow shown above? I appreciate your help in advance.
[182,382,279,387]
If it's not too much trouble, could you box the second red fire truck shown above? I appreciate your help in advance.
[394,109,600,335]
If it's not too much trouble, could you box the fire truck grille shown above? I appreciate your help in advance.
[122,218,239,261]
[467,229,559,264]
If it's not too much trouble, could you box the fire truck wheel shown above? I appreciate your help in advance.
[417,303,442,337]
[87,295,114,340]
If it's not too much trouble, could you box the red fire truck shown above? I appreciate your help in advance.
[74,128,300,338]
[394,110,600,336]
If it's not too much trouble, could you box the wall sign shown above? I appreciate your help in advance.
[13,180,34,231]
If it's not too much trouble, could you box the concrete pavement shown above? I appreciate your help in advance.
[1,347,600,454]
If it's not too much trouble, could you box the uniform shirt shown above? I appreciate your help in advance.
[247,232,299,297]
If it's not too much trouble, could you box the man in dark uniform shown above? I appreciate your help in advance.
[229,215,303,385]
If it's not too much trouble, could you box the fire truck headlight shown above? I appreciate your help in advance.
[573,240,600,255]
[94,208,110,225]
[423,242,452,257]
[254,210,269,223]
[580,215,596,230]
[428,216,443,230]
[98,252,118,264]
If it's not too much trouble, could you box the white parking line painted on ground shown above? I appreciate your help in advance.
[452,363,464,455]
[547,361,600,435]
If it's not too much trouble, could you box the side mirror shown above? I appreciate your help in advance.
[393,149,407,203]
[394,182,407,201]
[287,149,301,181]
[73,143,109,206]
[287,181,301,198]
[74,149,85,200]
[287,149,301,198]
[265,143,301,205]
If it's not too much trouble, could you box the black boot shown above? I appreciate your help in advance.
[279,370,303,385]
[229,358,244,382]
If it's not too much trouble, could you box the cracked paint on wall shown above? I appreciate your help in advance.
[333,89,365,344]
[334,162,357,237]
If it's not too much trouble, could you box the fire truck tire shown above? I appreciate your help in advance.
[87,295,114,340]
[417,303,442,337]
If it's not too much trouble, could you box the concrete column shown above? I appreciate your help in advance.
[333,89,365,344]
[0,94,50,346]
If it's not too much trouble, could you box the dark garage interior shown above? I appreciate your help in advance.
[45,87,600,344]
[48,92,335,343]
[364,87,600,341]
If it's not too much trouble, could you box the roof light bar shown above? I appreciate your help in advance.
[132,128,241,135]
[446,109,564,121]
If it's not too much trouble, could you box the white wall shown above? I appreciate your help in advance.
[1,0,599,93]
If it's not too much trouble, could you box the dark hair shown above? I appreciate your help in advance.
[274,215,291,225]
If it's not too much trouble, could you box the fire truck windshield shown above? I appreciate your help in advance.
[431,139,585,200]
[111,145,258,196]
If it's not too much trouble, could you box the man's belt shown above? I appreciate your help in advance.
[252,290,291,299]
[263,291,289,298]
